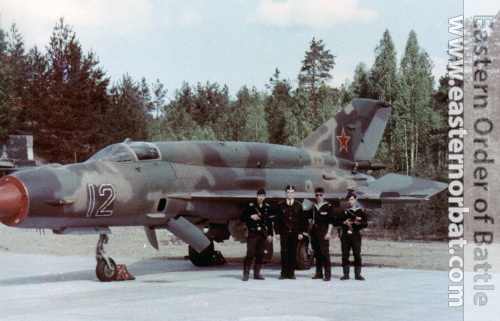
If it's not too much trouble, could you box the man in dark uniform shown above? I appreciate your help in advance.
[275,185,307,280]
[308,187,335,281]
[338,192,368,280]
[240,189,274,281]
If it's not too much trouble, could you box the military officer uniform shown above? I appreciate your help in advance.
[338,205,368,280]
[275,199,307,279]
[308,201,335,280]
[240,200,274,280]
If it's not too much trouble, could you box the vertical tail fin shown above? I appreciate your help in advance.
[296,99,391,161]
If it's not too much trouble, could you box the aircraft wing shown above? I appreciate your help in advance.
[167,190,339,201]
[355,173,448,204]
[166,173,447,208]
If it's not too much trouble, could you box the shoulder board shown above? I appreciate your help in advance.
[249,202,254,207]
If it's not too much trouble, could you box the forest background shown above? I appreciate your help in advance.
[0,16,466,240]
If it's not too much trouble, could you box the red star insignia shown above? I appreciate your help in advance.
[336,127,350,153]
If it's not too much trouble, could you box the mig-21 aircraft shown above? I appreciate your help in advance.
[0,99,447,281]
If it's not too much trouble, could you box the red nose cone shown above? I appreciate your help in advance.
[0,175,29,226]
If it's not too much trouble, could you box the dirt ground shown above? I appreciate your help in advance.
[0,226,449,271]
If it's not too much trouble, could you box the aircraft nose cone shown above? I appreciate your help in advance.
[0,175,29,226]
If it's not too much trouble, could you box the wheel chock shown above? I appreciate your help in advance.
[113,264,135,281]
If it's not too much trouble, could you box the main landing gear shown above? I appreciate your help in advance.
[95,234,117,282]
[188,240,227,266]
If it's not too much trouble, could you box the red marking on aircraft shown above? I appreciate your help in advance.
[336,127,350,153]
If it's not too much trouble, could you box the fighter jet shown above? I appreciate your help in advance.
[0,99,447,281]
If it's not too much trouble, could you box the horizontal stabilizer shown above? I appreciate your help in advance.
[356,173,448,203]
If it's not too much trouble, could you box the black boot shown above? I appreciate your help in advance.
[324,268,331,281]
[254,264,265,280]
[340,266,349,280]
[242,262,250,281]
[312,268,323,279]
[355,266,365,281]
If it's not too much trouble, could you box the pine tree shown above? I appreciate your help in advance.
[298,38,335,117]
[283,87,313,146]
[0,21,20,141]
[21,18,112,163]
[348,62,371,99]
[265,69,294,145]
[107,75,150,144]
[370,30,398,102]
[395,30,435,174]
[227,86,252,141]
[161,82,197,140]
[235,86,269,142]
[313,84,340,129]
[240,96,269,143]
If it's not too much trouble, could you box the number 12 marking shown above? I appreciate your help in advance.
[86,184,116,217]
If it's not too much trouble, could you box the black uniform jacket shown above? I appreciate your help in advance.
[275,200,307,235]
[338,206,368,234]
[240,201,274,236]
[307,202,335,230]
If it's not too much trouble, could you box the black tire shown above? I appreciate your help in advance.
[96,258,117,282]
[295,238,314,270]
[188,241,215,266]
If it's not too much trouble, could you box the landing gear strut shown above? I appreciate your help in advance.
[95,234,117,282]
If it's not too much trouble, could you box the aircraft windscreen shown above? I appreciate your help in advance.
[85,144,118,163]
[112,146,134,162]
[127,142,160,161]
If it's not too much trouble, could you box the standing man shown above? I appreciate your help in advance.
[240,189,274,281]
[308,187,335,281]
[275,185,307,280]
[338,192,368,281]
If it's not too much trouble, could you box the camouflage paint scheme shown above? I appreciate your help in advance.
[0,99,447,278]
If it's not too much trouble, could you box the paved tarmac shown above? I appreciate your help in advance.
[0,253,469,320]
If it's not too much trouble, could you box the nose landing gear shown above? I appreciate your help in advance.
[95,234,117,282]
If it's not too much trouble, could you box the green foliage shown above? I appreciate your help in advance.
[265,69,294,144]
[283,87,313,146]
[238,87,269,143]
[298,38,335,93]
[348,62,370,99]
[0,20,21,142]
[107,75,151,144]
[298,38,336,118]
[370,29,398,102]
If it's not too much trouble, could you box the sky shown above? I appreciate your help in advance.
[0,0,499,99]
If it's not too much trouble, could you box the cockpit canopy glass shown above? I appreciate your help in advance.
[85,142,160,163]
[127,142,160,161]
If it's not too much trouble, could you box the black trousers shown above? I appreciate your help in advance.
[244,232,267,266]
[311,228,331,275]
[280,232,299,277]
[341,232,362,268]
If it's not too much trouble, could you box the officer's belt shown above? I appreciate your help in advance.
[249,226,267,232]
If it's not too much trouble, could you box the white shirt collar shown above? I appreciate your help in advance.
[315,201,328,210]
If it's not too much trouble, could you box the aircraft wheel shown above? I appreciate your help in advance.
[96,258,117,282]
[295,238,314,270]
[188,241,215,266]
